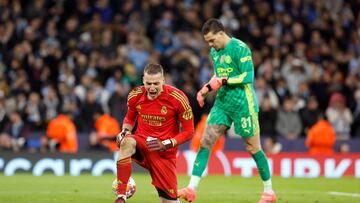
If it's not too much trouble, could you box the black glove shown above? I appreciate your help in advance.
[146,137,175,151]
[116,128,131,146]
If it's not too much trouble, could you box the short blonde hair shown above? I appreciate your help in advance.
[144,64,164,75]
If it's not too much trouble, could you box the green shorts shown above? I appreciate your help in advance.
[206,106,260,137]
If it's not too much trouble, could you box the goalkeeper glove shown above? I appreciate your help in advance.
[209,77,228,92]
[196,84,211,107]
[116,128,131,146]
[197,77,228,107]
[146,136,176,151]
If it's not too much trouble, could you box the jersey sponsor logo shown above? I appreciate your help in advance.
[214,56,219,61]
[240,56,252,63]
[225,55,232,64]
[216,67,233,75]
[141,114,166,121]
[141,114,166,126]
[182,109,193,120]
[161,106,167,115]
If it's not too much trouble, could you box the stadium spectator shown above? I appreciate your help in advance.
[255,77,279,109]
[0,111,29,152]
[276,97,302,140]
[0,99,9,133]
[274,78,291,105]
[57,82,78,117]
[105,68,130,96]
[259,96,281,154]
[326,92,353,140]
[25,92,46,130]
[351,89,360,137]
[299,96,322,135]
[42,85,60,123]
[89,112,120,152]
[108,83,129,125]
[78,90,103,132]
[114,64,194,203]
[306,115,336,155]
[41,114,78,153]
[281,57,312,96]
[338,143,350,154]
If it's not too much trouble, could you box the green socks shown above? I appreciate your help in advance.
[252,150,271,181]
[192,147,211,177]
[188,148,271,191]
[189,147,211,189]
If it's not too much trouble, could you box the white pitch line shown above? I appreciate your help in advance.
[328,192,360,198]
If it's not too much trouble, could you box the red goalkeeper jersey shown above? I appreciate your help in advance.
[123,84,194,147]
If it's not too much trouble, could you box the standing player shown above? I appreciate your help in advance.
[114,64,195,203]
[178,19,276,203]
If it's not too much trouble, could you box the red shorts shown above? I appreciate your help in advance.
[130,135,178,199]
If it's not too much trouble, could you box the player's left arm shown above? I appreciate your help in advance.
[170,91,195,147]
[208,46,254,92]
[226,45,254,85]
[146,90,195,151]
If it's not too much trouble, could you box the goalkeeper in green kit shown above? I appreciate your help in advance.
[178,18,276,203]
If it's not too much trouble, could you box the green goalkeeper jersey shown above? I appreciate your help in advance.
[210,37,259,114]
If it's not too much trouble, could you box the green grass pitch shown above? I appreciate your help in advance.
[0,174,359,203]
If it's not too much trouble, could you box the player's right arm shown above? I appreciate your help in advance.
[117,87,142,144]
[196,77,214,107]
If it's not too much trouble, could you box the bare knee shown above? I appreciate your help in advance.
[245,144,261,154]
[118,137,136,159]
[243,135,261,155]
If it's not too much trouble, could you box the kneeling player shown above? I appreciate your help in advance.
[114,64,194,203]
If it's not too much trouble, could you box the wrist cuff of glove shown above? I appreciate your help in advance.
[205,83,212,91]
[161,138,177,149]
[122,128,130,133]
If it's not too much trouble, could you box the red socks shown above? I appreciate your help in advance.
[116,156,132,195]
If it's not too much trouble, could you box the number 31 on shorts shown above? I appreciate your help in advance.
[241,116,252,129]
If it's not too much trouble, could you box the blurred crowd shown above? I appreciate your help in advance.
[0,0,359,153]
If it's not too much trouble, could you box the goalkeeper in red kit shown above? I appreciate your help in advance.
[114,64,195,203]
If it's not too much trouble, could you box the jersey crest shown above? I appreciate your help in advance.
[225,55,232,64]
[161,106,167,115]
